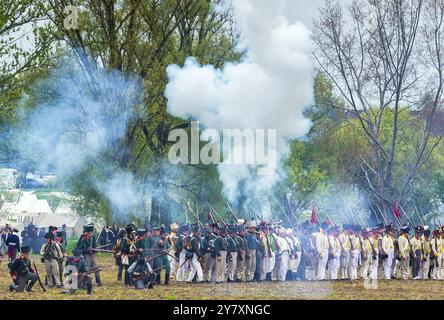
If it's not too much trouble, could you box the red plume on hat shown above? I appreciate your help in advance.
[310,207,318,225]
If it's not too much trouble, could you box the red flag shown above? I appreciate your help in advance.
[393,201,401,219]
[310,207,318,225]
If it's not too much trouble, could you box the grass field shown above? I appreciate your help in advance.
[0,255,443,300]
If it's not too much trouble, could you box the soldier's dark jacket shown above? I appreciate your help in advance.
[188,236,201,256]
[8,256,34,277]
[227,236,238,254]
[201,234,216,255]
[245,231,257,250]
[77,235,97,255]
[213,235,228,257]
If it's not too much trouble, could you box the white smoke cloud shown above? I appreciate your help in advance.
[165,0,314,205]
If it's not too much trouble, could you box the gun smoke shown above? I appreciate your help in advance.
[165,0,314,211]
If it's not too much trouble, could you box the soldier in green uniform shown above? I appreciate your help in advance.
[226,225,239,283]
[244,221,257,282]
[63,248,93,295]
[235,224,247,282]
[201,225,215,283]
[8,246,38,292]
[76,223,102,286]
[136,228,147,251]
[213,225,228,283]
[153,226,171,285]
[186,224,203,283]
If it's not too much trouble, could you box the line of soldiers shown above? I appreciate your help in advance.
[114,219,444,283]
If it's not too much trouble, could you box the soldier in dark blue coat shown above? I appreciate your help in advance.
[6,228,20,261]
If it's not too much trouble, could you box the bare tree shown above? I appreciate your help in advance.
[312,0,444,222]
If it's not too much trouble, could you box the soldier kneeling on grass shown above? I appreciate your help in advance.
[128,254,156,290]
[62,248,93,295]
[8,246,38,293]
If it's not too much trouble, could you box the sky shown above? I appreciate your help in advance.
[287,0,325,29]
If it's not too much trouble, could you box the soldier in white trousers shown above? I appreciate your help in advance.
[421,229,431,279]
[381,225,395,280]
[276,230,290,281]
[187,226,203,283]
[315,224,329,280]
[348,225,361,280]
[398,226,411,280]
[328,226,341,280]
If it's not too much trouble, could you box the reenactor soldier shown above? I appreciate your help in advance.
[254,227,265,282]
[315,223,329,280]
[5,228,20,262]
[40,232,63,288]
[201,225,215,283]
[348,225,361,281]
[244,220,257,282]
[430,228,441,280]
[63,248,93,295]
[8,246,38,292]
[226,225,239,283]
[186,224,203,283]
[120,225,138,285]
[421,229,431,279]
[439,227,444,279]
[328,226,341,280]
[76,223,102,286]
[234,224,247,282]
[113,229,127,281]
[381,224,395,280]
[128,254,156,290]
[411,226,424,280]
[176,224,190,282]
[153,226,171,285]
[360,227,373,279]
[135,228,147,251]
[338,224,352,280]
[168,223,179,279]
[368,228,380,280]
[55,231,66,286]
[274,228,290,281]
[290,227,302,281]
[398,226,411,280]
[213,225,228,284]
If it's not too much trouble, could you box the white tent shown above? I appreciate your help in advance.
[36,204,87,238]
[0,191,52,225]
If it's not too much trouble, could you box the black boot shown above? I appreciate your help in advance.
[164,273,170,285]
[156,274,161,285]
[148,283,154,289]
[266,272,272,282]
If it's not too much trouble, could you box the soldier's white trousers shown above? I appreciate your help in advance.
[400,256,410,280]
[245,250,256,281]
[328,255,340,280]
[169,250,178,279]
[226,252,237,281]
[340,250,350,279]
[360,257,370,279]
[369,256,379,280]
[349,250,360,280]
[235,251,245,281]
[294,252,302,274]
[420,256,430,280]
[187,253,203,282]
[316,252,328,280]
[216,251,227,282]
[269,252,276,272]
[278,251,289,281]
[261,253,271,280]
[177,251,189,281]
[383,250,394,280]
[438,254,444,280]
[45,259,61,286]
[202,253,212,282]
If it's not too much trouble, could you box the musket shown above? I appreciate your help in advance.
[208,203,228,226]
[226,201,239,222]
[33,262,46,292]
[187,201,204,228]
[142,249,179,262]
[92,249,115,254]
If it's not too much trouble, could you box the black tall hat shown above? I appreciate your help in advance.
[125,224,136,234]
[44,232,55,240]
[21,246,30,253]
[83,223,94,233]
[400,225,410,234]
